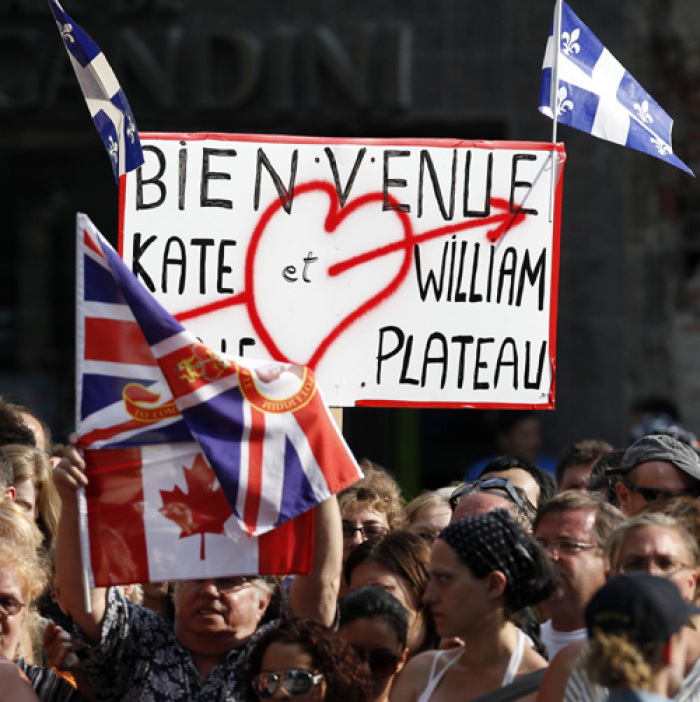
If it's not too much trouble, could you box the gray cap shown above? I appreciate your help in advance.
[620,434,700,480]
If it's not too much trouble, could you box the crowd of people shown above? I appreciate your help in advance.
[2,396,700,700]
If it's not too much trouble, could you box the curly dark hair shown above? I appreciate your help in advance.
[240,618,372,702]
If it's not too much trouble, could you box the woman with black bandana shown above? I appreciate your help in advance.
[390,510,556,702]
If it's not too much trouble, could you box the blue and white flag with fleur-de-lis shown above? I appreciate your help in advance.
[48,0,143,182]
[539,1,693,176]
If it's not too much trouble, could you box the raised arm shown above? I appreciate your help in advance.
[53,437,108,644]
[288,495,342,626]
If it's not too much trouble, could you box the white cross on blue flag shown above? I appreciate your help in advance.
[539,1,693,176]
[49,0,144,181]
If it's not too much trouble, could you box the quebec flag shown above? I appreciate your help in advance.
[539,1,694,176]
[76,213,362,544]
[49,0,144,181]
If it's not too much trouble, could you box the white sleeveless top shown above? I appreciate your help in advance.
[416,629,526,702]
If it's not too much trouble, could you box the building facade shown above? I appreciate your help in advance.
[0,0,697,490]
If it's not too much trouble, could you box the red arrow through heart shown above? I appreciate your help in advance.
[175,180,528,370]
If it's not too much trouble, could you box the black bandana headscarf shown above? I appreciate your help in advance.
[439,509,554,611]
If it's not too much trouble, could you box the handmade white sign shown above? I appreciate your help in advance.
[120,133,565,408]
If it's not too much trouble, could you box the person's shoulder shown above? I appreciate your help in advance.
[554,640,587,665]
[0,657,38,700]
[405,648,444,673]
[535,641,587,702]
[681,650,700,693]
[519,643,548,673]
[390,649,445,702]
[562,662,607,702]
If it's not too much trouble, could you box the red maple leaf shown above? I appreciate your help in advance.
[159,454,233,560]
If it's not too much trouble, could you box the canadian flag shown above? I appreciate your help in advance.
[81,443,313,587]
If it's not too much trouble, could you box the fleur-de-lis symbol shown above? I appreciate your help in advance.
[634,100,654,124]
[60,22,74,44]
[650,135,672,156]
[556,86,574,116]
[108,136,119,163]
[126,116,136,144]
[561,28,580,56]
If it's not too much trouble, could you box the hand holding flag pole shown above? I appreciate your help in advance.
[48,0,144,182]
[540,0,694,178]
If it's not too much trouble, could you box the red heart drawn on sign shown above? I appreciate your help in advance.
[174,185,527,372]
[245,181,414,370]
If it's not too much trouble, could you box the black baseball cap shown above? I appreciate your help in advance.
[586,573,700,645]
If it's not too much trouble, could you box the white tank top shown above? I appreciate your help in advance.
[416,629,526,702]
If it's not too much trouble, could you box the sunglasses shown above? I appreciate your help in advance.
[621,480,700,503]
[449,478,529,516]
[352,646,403,677]
[253,669,324,698]
[341,523,388,540]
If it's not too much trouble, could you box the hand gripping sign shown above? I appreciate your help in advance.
[120,133,565,409]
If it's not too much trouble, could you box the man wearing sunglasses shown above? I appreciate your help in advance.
[611,434,700,517]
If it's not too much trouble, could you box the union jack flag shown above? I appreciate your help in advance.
[76,214,362,538]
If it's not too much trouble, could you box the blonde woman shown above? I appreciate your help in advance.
[403,491,451,545]
[0,528,78,699]
[3,444,61,550]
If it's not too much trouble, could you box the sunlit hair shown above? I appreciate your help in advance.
[0,538,48,606]
[3,443,61,550]
[605,512,700,572]
[642,496,700,552]
[344,530,430,595]
[122,583,144,606]
[0,448,12,490]
[584,629,663,689]
[403,491,450,528]
[0,500,43,555]
[241,618,371,702]
[337,460,405,530]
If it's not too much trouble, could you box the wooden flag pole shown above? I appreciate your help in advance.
[330,407,343,432]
